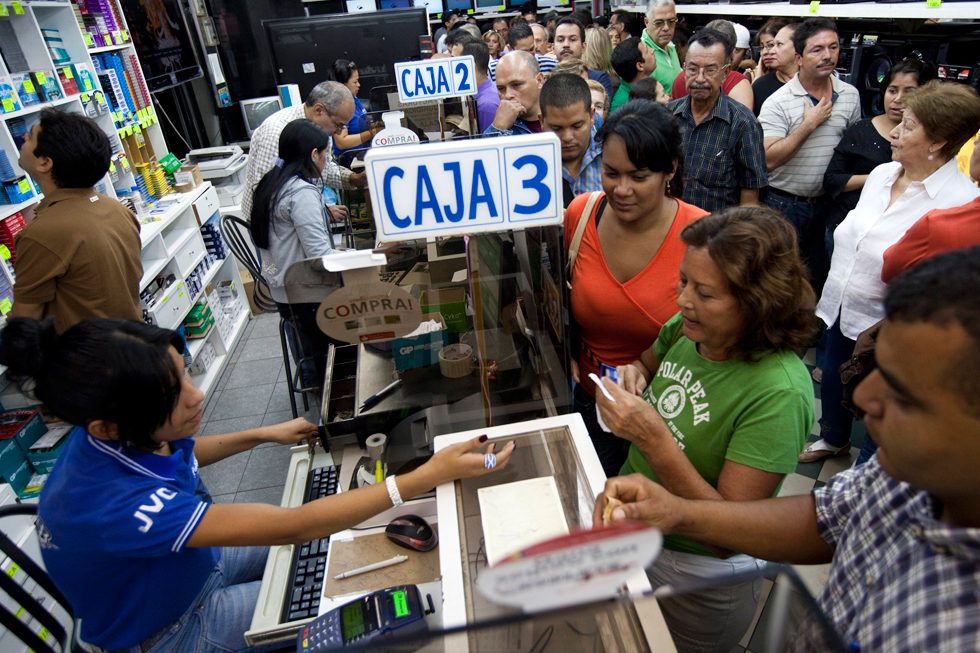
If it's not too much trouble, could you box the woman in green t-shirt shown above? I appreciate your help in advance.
[595,206,820,653]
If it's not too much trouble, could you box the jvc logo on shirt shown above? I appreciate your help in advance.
[134,487,178,533]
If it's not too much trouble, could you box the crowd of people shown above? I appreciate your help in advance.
[3,2,980,652]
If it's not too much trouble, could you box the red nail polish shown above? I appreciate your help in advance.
[479,434,488,442]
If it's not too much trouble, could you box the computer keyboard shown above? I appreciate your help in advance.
[281,465,340,623]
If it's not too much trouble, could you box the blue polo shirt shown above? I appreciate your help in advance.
[37,428,217,649]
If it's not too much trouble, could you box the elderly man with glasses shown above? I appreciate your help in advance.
[669,29,767,211]
[641,0,682,91]
[241,81,366,223]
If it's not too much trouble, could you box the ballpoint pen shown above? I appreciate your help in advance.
[334,555,408,580]
[360,379,402,411]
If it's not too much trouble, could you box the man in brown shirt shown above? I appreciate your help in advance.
[11,109,143,332]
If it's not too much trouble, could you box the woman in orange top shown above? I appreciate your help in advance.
[565,99,708,477]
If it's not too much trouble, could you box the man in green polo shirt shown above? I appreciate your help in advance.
[641,0,682,91]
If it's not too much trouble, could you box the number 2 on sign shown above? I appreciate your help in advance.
[454,61,470,92]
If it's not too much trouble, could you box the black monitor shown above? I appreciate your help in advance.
[445,0,473,14]
[264,8,429,100]
[379,0,413,8]
[117,0,202,92]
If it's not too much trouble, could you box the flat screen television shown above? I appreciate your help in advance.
[445,0,473,14]
[378,0,413,8]
[117,0,202,92]
[265,8,430,100]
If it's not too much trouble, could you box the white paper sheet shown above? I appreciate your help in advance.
[478,476,569,567]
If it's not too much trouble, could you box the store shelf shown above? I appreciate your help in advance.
[186,326,214,359]
[191,307,249,396]
[88,43,131,54]
[0,194,41,221]
[656,0,980,19]
[1,96,78,121]
[165,227,198,256]
[140,256,169,288]
[191,258,224,305]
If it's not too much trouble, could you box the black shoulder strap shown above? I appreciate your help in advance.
[594,197,607,227]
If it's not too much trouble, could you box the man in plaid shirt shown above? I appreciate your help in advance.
[241,81,367,223]
[594,247,980,652]
[668,29,767,212]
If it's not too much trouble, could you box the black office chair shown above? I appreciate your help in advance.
[0,503,83,653]
[220,214,311,418]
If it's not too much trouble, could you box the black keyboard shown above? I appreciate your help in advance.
[281,465,340,623]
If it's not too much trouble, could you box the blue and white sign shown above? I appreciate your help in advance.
[365,133,563,243]
[394,55,477,104]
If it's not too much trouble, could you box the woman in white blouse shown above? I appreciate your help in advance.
[800,81,980,465]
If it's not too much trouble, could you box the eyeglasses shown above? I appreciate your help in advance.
[684,64,727,78]
[650,18,678,29]
[761,41,777,51]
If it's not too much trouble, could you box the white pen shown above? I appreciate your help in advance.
[588,373,616,402]
[333,555,408,580]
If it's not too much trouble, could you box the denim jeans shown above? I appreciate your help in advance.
[819,319,857,449]
[118,546,286,653]
[573,382,629,478]
[764,192,830,297]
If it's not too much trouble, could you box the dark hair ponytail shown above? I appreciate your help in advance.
[0,318,186,451]
[250,119,332,249]
[326,59,357,86]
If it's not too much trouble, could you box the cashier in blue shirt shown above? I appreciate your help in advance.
[0,317,516,653]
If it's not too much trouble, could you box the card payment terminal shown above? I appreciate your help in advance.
[296,585,431,651]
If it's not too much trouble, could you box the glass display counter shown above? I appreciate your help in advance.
[434,415,652,632]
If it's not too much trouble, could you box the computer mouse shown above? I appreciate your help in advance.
[385,515,438,552]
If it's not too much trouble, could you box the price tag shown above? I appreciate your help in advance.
[926,0,941,6]
[466,8,473,13]
[81,93,89,101]
[120,157,129,169]
[118,128,126,138]
[134,124,142,135]
[0,5,8,16]
[2,99,12,112]
[498,4,504,9]
[11,2,23,14]
[84,33,94,47]
[36,72,46,85]
[18,179,29,193]
[0,299,11,315]
[125,126,133,136]
[0,246,11,262]
[109,161,116,172]
[808,1,820,12]
[113,31,122,45]
[22,79,35,94]
[121,30,129,41]
[96,93,105,105]
[63,67,74,79]
[83,79,92,91]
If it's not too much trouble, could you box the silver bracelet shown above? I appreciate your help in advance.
[386,475,404,507]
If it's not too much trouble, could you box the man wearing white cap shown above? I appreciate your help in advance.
[731,23,752,70]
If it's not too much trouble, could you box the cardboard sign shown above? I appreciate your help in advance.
[365,132,562,243]
[315,282,423,344]
[477,522,663,612]
[394,55,477,104]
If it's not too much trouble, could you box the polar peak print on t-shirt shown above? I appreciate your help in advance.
[642,360,711,450]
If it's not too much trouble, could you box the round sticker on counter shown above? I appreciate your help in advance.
[316,282,422,344]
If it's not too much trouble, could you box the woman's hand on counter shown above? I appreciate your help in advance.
[420,434,517,487]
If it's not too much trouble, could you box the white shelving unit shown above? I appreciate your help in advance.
[0,0,246,400]
[618,0,980,19]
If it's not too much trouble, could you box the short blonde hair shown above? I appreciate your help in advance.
[550,58,588,79]
[482,30,504,53]
[904,81,980,160]
[587,79,609,119]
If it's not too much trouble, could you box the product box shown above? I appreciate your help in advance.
[27,424,71,474]
[19,473,48,500]
[3,459,34,496]
[29,71,61,102]
[0,409,48,453]
[0,436,27,480]
[421,287,467,334]
[0,76,22,114]
[10,73,40,107]
[71,63,96,94]
[392,313,447,372]
[174,164,204,190]
[239,270,264,316]
[216,280,238,302]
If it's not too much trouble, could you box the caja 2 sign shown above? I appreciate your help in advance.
[365,133,563,243]
[394,55,477,103]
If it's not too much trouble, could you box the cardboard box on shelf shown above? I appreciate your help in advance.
[421,287,467,333]
[27,424,71,474]
[174,164,203,189]
[0,409,48,453]
[240,270,264,316]
[392,313,447,372]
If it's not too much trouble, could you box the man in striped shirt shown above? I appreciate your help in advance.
[489,23,557,82]
[758,17,860,292]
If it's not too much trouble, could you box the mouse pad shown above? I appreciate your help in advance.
[323,528,441,598]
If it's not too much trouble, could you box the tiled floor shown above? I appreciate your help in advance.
[199,314,865,652]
